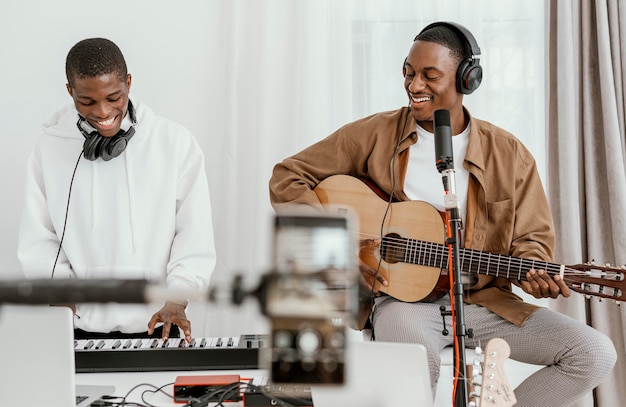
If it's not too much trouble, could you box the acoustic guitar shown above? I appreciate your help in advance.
[313,175,625,309]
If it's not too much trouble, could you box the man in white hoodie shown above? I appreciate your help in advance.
[17,38,216,343]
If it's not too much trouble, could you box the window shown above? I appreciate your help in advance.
[348,1,546,182]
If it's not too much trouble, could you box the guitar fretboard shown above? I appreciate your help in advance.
[382,234,559,282]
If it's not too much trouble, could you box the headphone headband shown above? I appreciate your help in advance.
[417,21,481,61]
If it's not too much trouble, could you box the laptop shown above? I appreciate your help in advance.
[0,304,115,406]
[311,340,433,407]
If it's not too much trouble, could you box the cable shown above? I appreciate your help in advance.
[51,150,83,279]
[442,210,461,406]
[368,107,411,301]
[93,382,175,407]
[94,379,314,407]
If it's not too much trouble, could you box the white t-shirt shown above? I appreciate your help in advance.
[404,122,470,230]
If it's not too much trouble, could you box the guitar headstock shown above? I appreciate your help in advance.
[471,338,516,407]
[567,262,625,302]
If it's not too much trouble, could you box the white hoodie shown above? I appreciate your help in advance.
[17,98,217,333]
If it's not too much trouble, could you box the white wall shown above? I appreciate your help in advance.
[0,1,211,273]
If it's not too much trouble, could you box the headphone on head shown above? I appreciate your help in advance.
[403,21,482,95]
[77,101,137,161]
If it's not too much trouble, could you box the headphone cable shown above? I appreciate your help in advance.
[51,150,83,279]
[369,106,411,299]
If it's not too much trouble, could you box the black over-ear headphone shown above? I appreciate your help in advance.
[77,101,137,161]
[404,21,482,95]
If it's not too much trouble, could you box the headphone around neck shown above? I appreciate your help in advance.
[404,21,482,95]
[77,101,137,161]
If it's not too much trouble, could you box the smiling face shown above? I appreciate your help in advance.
[403,40,466,133]
[66,73,132,137]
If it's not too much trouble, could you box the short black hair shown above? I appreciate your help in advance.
[65,38,127,87]
[414,24,470,66]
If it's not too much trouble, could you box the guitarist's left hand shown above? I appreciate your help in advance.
[519,269,571,299]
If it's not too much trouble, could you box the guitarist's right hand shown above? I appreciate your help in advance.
[359,238,388,295]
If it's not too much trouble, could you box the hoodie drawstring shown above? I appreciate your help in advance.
[124,152,137,254]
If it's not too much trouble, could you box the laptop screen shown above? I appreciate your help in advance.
[0,304,114,406]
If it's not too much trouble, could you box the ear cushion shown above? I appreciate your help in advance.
[457,58,483,94]
[81,126,136,161]
[100,127,135,161]
[99,137,116,161]
[82,132,105,161]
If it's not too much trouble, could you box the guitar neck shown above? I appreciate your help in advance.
[461,247,560,281]
[384,236,559,282]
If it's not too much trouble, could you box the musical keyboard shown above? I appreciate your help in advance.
[74,334,266,373]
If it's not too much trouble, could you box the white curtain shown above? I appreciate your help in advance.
[548,1,626,406]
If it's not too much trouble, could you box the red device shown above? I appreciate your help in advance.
[173,374,241,403]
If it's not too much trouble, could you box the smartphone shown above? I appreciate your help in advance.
[264,207,359,385]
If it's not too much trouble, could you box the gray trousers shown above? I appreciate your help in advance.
[371,295,617,407]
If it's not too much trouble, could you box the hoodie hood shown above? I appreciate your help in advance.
[42,103,83,139]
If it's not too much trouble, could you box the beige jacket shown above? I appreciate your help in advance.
[269,106,555,326]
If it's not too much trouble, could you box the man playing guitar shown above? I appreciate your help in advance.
[269,21,617,406]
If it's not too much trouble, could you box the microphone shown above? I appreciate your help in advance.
[0,279,207,305]
[434,109,454,173]
[433,109,459,211]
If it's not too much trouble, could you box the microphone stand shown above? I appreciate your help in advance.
[440,169,470,407]
[433,109,471,407]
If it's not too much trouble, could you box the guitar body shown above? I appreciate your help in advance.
[314,174,450,303]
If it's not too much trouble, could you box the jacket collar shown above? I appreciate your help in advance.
[464,108,486,172]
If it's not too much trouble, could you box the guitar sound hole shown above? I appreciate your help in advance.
[380,233,406,263]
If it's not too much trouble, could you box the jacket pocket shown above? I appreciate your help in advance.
[484,199,514,253]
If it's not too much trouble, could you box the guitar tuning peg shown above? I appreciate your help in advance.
[475,345,483,355]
